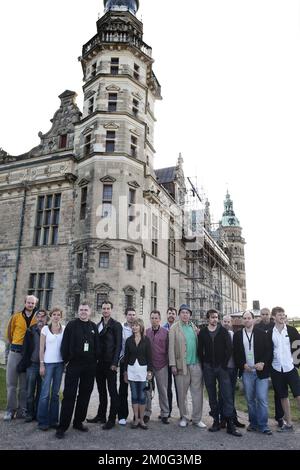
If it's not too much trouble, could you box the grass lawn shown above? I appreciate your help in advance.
[0,367,6,410]
[235,377,300,423]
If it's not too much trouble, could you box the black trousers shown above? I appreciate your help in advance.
[274,391,284,421]
[167,366,178,416]
[96,361,120,423]
[118,361,129,420]
[59,361,96,431]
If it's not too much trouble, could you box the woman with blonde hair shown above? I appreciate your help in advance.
[124,318,153,429]
[37,307,65,430]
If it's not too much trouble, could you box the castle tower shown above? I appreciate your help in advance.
[70,0,162,313]
[220,191,247,310]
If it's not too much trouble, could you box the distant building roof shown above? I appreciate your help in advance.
[155,167,176,184]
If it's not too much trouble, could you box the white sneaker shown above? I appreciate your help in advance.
[193,421,207,429]
[118,419,127,426]
[3,411,13,421]
[179,418,188,428]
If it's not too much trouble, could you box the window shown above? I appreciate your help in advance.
[133,63,140,81]
[151,214,158,257]
[130,135,138,158]
[74,294,81,313]
[128,188,136,221]
[28,272,54,310]
[169,227,176,268]
[91,62,97,77]
[84,134,92,156]
[99,252,109,268]
[105,130,116,152]
[88,97,94,115]
[96,292,109,311]
[111,57,119,75]
[108,93,117,112]
[80,187,88,220]
[124,286,136,309]
[151,281,157,310]
[132,98,139,117]
[169,288,176,308]
[59,134,67,149]
[77,253,83,269]
[146,155,150,166]
[126,254,134,271]
[34,194,61,246]
[102,184,113,218]
[142,252,146,268]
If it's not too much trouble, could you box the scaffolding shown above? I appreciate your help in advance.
[182,178,243,324]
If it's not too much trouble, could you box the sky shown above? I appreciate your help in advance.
[0,0,300,316]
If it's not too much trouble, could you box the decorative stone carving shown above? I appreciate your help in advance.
[100,175,116,183]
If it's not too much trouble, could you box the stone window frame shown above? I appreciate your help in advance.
[123,285,137,309]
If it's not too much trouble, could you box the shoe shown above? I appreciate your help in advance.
[261,429,272,435]
[277,418,285,428]
[158,415,161,420]
[193,421,207,429]
[73,423,89,432]
[179,418,188,428]
[55,429,65,439]
[139,422,148,430]
[15,409,27,419]
[25,416,33,423]
[233,419,245,428]
[161,417,169,424]
[3,411,14,421]
[86,415,105,424]
[102,421,115,430]
[277,424,294,433]
[118,419,127,425]
[227,420,242,437]
[143,415,150,424]
[50,424,59,429]
[130,421,139,429]
[247,424,257,432]
[38,424,49,431]
[209,420,220,432]
[220,419,226,429]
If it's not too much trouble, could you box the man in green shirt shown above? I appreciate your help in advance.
[169,304,206,429]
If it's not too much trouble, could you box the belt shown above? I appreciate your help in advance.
[10,346,22,353]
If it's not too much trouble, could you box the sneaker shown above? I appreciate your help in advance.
[3,411,14,421]
[193,421,207,429]
[118,419,127,426]
[277,424,294,433]
[277,418,285,428]
[143,415,150,424]
[179,418,188,428]
[261,429,272,435]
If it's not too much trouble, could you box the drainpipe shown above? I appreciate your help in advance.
[10,183,28,315]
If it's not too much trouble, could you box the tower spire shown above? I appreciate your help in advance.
[221,191,240,227]
[103,0,139,15]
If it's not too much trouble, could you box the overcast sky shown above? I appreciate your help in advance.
[0,0,300,316]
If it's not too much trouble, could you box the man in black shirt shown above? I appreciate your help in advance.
[55,302,100,439]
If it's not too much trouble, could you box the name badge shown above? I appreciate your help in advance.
[247,352,254,361]
[84,342,89,352]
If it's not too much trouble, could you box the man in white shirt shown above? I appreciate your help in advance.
[269,306,300,432]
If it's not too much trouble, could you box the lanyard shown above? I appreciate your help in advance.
[245,330,253,351]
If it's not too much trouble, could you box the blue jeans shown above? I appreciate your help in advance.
[242,371,269,431]
[129,381,147,405]
[37,362,64,427]
[26,363,42,419]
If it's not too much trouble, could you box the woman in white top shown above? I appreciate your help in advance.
[124,318,153,429]
[37,307,65,430]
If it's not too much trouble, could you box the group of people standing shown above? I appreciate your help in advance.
[3,295,300,441]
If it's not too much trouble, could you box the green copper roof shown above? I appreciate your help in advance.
[220,191,240,227]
